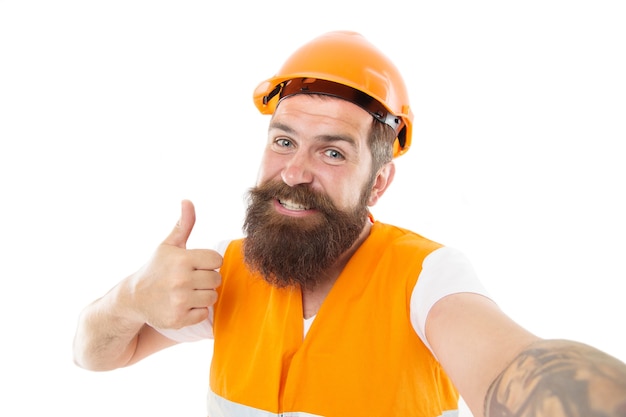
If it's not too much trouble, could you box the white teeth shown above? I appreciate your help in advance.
[279,199,310,211]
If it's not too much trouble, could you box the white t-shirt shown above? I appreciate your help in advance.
[156,244,489,354]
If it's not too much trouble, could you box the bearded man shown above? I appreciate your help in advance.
[73,31,626,417]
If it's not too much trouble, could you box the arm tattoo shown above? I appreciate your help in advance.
[484,339,626,417]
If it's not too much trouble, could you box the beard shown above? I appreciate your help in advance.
[242,179,371,289]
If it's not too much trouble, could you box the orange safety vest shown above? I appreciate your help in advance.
[210,221,459,417]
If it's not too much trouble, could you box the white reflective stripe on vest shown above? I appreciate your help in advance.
[207,390,459,417]
[207,390,322,417]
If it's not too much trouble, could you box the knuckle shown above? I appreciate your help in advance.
[169,291,188,310]
[210,271,222,287]
[171,251,192,269]
[206,289,219,306]
[212,252,224,268]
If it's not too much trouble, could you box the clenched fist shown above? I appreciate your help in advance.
[127,199,222,330]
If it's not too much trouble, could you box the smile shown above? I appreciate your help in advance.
[278,199,311,211]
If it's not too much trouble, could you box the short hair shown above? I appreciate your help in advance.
[368,118,396,177]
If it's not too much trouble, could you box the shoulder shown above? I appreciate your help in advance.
[410,246,490,350]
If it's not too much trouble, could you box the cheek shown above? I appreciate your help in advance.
[318,165,372,209]
[329,178,369,210]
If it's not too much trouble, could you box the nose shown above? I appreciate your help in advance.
[281,151,314,187]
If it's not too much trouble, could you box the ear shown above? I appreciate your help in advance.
[367,162,395,206]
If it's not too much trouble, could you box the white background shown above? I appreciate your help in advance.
[1,1,625,416]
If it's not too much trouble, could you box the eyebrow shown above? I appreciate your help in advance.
[268,121,360,153]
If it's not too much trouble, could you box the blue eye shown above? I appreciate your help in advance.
[276,138,293,148]
[325,149,344,160]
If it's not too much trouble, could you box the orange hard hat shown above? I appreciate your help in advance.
[253,31,413,158]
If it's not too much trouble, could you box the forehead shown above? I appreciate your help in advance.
[271,94,374,135]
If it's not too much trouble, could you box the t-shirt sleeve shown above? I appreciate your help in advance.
[153,239,233,343]
[154,309,214,342]
[410,246,491,355]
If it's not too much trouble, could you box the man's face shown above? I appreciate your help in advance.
[258,94,375,210]
[242,94,377,288]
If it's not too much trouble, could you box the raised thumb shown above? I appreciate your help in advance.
[162,199,196,248]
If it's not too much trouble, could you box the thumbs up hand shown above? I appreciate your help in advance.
[126,200,222,330]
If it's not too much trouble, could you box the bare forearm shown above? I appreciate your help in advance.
[484,339,626,417]
[73,281,143,371]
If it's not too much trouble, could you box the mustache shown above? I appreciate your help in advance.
[247,180,338,214]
